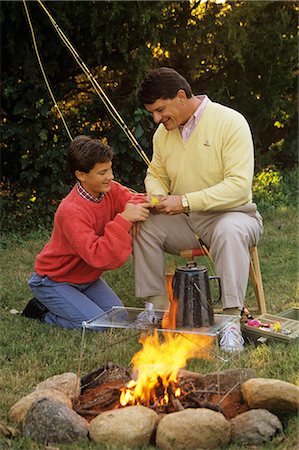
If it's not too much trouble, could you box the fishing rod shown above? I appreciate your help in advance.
[23,0,169,193]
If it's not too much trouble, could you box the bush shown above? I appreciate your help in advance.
[253,166,298,210]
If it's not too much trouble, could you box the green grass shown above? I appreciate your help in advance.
[0,206,298,450]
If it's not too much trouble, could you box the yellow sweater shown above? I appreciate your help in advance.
[145,101,254,212]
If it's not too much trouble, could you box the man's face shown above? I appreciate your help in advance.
[76,161,114,197]
[144,90,187,131]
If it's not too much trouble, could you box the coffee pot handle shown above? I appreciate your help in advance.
[208,276,222,304]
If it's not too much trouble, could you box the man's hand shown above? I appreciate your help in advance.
[120,202,151,223]
[154,195,184,215]
[145,195,167,214]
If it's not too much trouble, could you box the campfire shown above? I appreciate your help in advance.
[119,330,214,408]
[74,276,245,421]
[120,273,214,408]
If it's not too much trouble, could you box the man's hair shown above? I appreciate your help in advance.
[137,67,193,104]
[68,135,113,177]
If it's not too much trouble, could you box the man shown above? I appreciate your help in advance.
[23,135,151,330]
[133,67,263,351]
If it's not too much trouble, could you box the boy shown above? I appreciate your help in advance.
[23,135,150,330]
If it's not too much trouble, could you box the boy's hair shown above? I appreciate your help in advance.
[68,135,113,177]
[137,67,193,105]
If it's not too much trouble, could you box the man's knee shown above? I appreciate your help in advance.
[211,215,250,246]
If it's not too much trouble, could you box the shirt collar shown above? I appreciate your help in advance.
[76,182,105,203]
[179,95,209,141]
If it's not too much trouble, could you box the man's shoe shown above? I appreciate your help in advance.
[219,323,244,352]
[21,298,48,321]
[147,295,169,311]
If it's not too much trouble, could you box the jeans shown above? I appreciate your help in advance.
[28,272,124,330]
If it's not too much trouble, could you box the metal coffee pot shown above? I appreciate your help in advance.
[172,265,221,328]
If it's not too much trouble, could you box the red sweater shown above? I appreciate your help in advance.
[35,182,144,283]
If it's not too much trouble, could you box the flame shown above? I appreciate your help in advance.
[120,330,213,406]
[162,274,178,330]
[120,274,214,407]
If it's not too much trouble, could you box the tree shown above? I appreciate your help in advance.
[1,1,297,230]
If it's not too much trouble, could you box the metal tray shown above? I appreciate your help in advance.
[82,306,239,337]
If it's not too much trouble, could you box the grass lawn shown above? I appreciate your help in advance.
[0,206,298,449]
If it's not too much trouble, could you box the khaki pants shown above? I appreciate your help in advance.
[133,204,263,309]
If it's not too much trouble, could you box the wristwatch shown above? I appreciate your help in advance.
[181,194,190,213]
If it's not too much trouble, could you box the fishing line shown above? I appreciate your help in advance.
[24,0,214,267]
[24,0,169,192]
[23,0,73,141]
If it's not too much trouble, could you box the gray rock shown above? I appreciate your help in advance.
[23,398,88,444]
[230,408,283,445]
[8,388,73,423]
[156,408,231,450]
[242,378,299,414]
[88,405,158,447]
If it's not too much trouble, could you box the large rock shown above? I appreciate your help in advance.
[242,378,299,414]
[230,409,283,446]
[23,398,88,444]
[88,405,158,447]
[8,388,72,423]
[35,372,80,401]
[156,408,231,450]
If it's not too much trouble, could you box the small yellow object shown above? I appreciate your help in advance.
[151,196,159,207]
[273,321,281,332]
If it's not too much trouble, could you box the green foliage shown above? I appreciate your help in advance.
[1,1,298,230]
[253,166,298,210]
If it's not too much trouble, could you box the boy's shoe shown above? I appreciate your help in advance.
[21,298,48,322]
[219,323,244,352]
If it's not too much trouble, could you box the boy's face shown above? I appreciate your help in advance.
[75,161,114,197]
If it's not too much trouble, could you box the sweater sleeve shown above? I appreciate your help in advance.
[144,126,170,196]
[110,181,145,210]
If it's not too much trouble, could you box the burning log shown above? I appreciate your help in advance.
[168,383,184,411]
[170,394,184,411]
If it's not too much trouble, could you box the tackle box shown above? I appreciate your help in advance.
[277,307,299,321]
[242,313,299,345]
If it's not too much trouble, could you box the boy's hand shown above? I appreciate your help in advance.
[120,202,151,223]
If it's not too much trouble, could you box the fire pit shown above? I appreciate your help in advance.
[74,363,250,423]
[77,280,241,424]
[70,276,257,447]
[8,272,294,448]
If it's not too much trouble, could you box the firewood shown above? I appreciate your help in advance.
[185,397,225,415]
[75,409,101,416]
[170,394,184,411]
